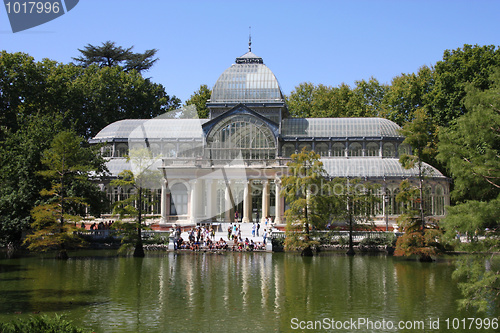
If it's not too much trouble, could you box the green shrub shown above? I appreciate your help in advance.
[0,314,91,333]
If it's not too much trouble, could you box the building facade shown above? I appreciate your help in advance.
[90,50,449,228]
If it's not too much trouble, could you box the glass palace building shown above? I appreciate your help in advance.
[91,50,449,228]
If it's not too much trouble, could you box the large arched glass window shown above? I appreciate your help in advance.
[170,183,188,216]
[349,142,362,157]
[208,114,276,161]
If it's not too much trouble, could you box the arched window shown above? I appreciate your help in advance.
[282,143,295,157]
[349,142,362,157]
[423,185,432,216]
[150,143,161,157]
[332,142,345,157]
[434,184,445,216]
[398,143,411,157]
[207,114,276,161]
[170,183,188,215]
[366,142,379,157]
[178,143,193,158]
[116,144,128,157]
[383,142,396,157]
[102,145,113,157]
[315,143,329,157]
[163,143,176,158]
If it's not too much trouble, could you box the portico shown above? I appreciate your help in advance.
[159,163,286,225]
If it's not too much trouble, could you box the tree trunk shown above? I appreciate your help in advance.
[56,249,69,260]
[346,206,355,256]
[301,246,313,256]
[133,187,145,258]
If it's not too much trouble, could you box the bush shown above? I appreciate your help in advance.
[0,315,91,333]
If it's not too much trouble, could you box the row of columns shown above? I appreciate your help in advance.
[160,178,284,224]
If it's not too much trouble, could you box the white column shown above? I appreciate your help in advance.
[190,180,198,223]
[261,180,269,223]
[242,181,251,223]
[160,179,168,223]
[224,180,232,222]
[274,180,282,224]
[206,179,215,221]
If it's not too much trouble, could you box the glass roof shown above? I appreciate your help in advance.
[321,158,446,179]
[210,52,284,103]
[92,119,208,142]
[282,118,403,138]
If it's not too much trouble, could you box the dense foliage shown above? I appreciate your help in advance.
[0,45,179,247]
[22,131,106,259]
[0,315,91,333]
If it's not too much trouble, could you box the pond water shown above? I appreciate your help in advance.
[0,251,498,332]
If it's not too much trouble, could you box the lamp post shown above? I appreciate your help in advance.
[383,176,389,232]
[385,193,389,232]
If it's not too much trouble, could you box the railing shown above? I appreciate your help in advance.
[77,230,170,241]
[271,230,400,242]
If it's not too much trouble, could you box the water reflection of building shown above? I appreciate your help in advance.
[90,47,449,228]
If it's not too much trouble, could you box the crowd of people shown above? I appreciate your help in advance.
[82,220,114,230]
[173,224,269,252]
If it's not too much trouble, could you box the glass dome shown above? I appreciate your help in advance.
[210,51,284,104]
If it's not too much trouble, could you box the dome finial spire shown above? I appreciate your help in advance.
[248,26,252,52]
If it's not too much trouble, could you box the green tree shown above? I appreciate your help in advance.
[184,84,211,118]
[73,41,158,73]
[428,44,500,126]
[437,71,500,203]
[0,114,58,250]
[285,82,315,118]
[0,51,180,140]
[436,69,500,313]
[393,179,443,261]
[70,64,180,138]
[0,51,46,136]
[326,178,380,255]
[351,77,389,117]
[399,108,437,229]
[381,66,433,126]
[111,147,162,257]
[280,148,328,255]
[286,80,387,118]
[23,131,106,259]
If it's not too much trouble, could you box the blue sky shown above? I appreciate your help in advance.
[2,0,500,103]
